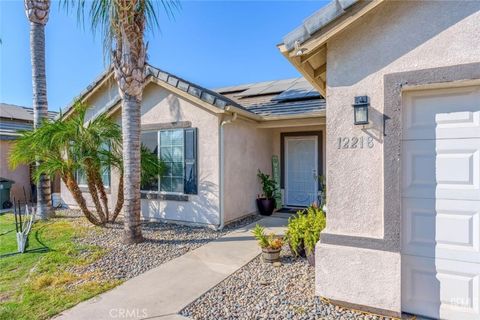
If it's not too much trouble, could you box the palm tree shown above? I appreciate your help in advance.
[9,103,166,226]
[65,0,178,243]
[24,0,53,219]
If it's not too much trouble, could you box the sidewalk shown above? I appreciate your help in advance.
[55,213,289,320]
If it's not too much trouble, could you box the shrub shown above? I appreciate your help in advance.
[303,204,326,255]
[285,212,307,257]
[286,204,326,256]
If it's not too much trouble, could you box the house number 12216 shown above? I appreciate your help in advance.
[337,136,374,149]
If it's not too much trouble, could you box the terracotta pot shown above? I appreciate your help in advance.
[262,247,281,263]
[306,251,315,267]
[256,198,276,216]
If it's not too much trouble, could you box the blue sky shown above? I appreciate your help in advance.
[0,0,327,111]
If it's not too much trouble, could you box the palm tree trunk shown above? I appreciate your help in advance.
[93,169,109,221]
[29,16,52,219]
[85,165,106,224]
[63,172,101,226]
[111,171,124,223]
[122,94,143,243]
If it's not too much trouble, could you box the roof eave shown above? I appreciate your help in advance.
[278,0,386,95]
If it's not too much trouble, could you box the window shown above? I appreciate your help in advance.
[160,130,184,193]
[75,143,111,188]
[76,166,110,187]
[141,128,197,195]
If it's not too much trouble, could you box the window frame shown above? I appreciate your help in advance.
[75,165,111,189]
[74,143,111,189]
[140,128,187,196]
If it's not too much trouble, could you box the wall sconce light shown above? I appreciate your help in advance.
[352,96,369,125]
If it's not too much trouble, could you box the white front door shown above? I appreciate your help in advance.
[285,136,318,207]
[402,85,480,320]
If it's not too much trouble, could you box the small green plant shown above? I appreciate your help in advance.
[257,170,277,199]
[285,212,307,257]
[252,224,284,250]
[286,204,326,256]
[303,204,326,255]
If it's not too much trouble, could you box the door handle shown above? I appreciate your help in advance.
[313,169,317,180]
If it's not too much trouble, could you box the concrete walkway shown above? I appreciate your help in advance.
[55,213,289,320]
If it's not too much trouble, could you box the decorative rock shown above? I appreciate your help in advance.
[273,261,282,267]
[57,209,260,281]
[180,246,398,320]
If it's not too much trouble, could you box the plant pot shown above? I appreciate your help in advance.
[261,247,281,263]
[289,241,306,258]
[256,198,276,216]
[306,251,315,267]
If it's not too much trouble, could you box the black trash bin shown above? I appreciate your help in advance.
[0,177,15,209]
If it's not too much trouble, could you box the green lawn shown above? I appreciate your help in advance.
[0,213,120,320]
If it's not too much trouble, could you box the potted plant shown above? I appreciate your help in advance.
[303,204,326,266]
[256,170,277,216]
[252,224,284,263]
[285,211,307,258]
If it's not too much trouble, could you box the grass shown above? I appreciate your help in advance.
[0,213,121,320]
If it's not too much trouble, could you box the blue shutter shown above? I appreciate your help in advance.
[184,128,197,194]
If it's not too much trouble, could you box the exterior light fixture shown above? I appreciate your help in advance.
[352,96,369,125]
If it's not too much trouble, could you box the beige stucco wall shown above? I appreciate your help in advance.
[223,120,326,221]
[140,83,220,225]
[223,118,272,222]
[317,0,480,315]
[61,81,221,225]
[0,140,31,203]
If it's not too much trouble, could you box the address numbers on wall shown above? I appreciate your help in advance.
[337,136,374,149]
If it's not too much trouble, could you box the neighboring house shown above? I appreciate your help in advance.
[60,65,325,227]
[279,1,480,319]
[0,103,59,204]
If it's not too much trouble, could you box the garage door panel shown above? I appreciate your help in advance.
[402,198,480,262]
[402,139,480,200]
[403,86,480,140]
[402,86,480,319]
[402,255,480,320]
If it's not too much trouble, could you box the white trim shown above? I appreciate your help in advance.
[284,135,318,207]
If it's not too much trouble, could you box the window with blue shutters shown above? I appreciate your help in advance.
[140,128,198,196]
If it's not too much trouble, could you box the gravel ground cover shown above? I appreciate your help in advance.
[59,209,260,280]
[181,247,402,320]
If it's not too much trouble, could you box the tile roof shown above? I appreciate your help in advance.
[62,65,250,117]
[62,65,325,121]
[281,0,359,51]
[145,65,249,112]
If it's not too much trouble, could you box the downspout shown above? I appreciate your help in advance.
[217,112,238,230]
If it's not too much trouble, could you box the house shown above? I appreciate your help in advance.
[279,0,480,319]
[0,103,59,205]
[60,65,326,227]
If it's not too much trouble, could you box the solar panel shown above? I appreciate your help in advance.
[271,78,321,101]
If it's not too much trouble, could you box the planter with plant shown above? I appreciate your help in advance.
[285,204,326,265]
[252,224,284,263]
[285,212,307,258]
[303,204,326,266]
[256,170,277,216]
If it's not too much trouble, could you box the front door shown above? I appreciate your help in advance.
[285,136,318,207]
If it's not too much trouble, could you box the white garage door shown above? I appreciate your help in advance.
[402,85,480,320]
